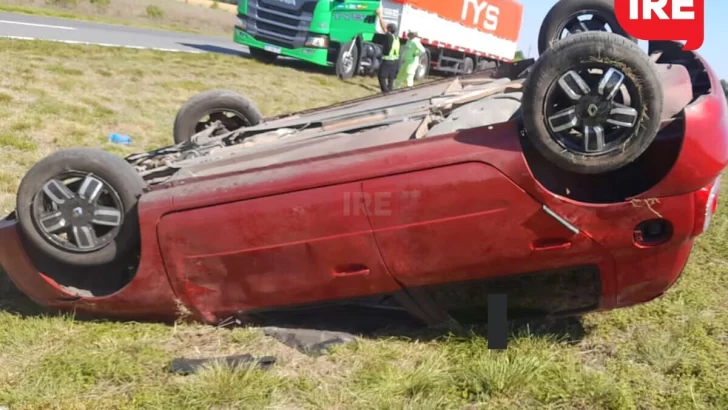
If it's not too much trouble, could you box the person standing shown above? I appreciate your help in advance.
[395,30,426,89]
[376,6,400,94]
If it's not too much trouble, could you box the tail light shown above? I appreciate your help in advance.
[692,175,722,237]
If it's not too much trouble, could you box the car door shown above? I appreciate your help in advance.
[362,162,604,290]
[157,182,402,323]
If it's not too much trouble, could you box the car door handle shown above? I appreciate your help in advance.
[531,238,572,251]
[332,264,371,277]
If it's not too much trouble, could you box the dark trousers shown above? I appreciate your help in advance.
[378,59,398,93]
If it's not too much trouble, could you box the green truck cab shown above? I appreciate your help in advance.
[234,0,390,79]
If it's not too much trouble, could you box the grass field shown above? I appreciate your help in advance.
[1,38,728,410]
[0,0,235,37]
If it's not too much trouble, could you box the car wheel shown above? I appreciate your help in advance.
[173,89,263,144]
[522,31,663,175]
[248,47,278,64]
[15,148,146,267]
[336,40,359,80]
[537,0,637,55]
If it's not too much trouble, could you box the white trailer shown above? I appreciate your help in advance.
[378,0,524,78]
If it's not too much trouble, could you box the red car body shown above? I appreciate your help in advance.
[1,41,726,326]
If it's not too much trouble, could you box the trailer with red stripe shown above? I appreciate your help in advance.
[233,0,524,81]
[378,0,524,79]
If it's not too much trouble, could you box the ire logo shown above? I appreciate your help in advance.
[614,0,704,50]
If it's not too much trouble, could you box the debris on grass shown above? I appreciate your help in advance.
[261,327,358,357]
[169,354,276,375]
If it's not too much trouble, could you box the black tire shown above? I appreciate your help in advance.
[173,89,263,144]
[522,32,663,174]
[248,47,278,64]
[16,148,145,267]
[462,57,474,75]
[414,50,430,81]
[537,0,637,55]
[336,40,359,80]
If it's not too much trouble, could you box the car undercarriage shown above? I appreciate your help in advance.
[128,74,528,185]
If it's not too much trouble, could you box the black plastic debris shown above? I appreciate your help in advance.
[261,327,357,357]
[169,354,276,375]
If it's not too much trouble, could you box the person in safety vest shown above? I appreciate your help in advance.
[395,30,426,89]
[376,5,400,94]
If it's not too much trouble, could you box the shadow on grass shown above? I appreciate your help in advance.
[0,268,52,318]
[235,303,587,345]
[178,43,247,56]
[0,268,587,345]
[0,267,168,326]
[177,42,383,93]
[179,42,335,74]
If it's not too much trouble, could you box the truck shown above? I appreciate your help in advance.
[233,0,524,81]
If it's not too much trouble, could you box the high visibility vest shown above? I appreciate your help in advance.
[382,33,400,61]
[402,37,424,66]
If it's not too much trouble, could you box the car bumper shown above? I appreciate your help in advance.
[234,28,331,67]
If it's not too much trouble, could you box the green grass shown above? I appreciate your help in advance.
[0,0,236,37]
[0,38,379,213]
[1,38,728,409]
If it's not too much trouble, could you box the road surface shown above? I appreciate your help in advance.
[0,11,250,55]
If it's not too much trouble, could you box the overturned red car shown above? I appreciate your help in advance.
[0,2,726,327]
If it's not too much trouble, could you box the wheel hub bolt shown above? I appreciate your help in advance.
[587,104,598,117]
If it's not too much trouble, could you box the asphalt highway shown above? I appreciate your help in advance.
[0,11,249,55]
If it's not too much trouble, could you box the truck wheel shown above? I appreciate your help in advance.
[415,50,430,81]
[248,47,278,64]
[476,59,496,72]
[462,57,474,75]
[173,89,263,144]
[522,32,663,175]
[15,148,146,267]
[336,40,359,80]
[537,0,637,55]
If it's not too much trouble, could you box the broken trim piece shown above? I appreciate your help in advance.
[542,205,580,234]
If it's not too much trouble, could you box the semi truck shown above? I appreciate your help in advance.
[233,0,524,80]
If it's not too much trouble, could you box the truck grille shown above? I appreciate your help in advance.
[245,0,316,49]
